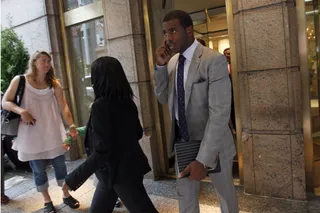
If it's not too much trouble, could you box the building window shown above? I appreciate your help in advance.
[63,0,101,12]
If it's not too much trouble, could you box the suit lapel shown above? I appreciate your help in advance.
[184,44,203,110]
[168,56,178,118]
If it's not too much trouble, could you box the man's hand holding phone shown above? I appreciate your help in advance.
[155,39,172,66]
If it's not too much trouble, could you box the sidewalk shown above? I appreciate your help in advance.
[1,159,319,213]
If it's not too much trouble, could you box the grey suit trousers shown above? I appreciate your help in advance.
[176,152,238,213]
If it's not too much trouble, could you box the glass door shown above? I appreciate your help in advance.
[62,0,106,127]
[305,0,320,194]
[61,0,107,155]
[67,18,106,126]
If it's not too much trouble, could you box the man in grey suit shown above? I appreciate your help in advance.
[154,10,238,213]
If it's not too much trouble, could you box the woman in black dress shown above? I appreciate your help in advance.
[63,56,158,213]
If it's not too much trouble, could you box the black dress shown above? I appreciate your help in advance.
[65,98,157,213]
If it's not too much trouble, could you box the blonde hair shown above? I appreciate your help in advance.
[26,51,59,88]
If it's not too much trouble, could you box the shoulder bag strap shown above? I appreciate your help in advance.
[14,75,26,106]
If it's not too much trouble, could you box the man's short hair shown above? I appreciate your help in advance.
[163,10,193,28]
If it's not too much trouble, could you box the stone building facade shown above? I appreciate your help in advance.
[2,0,319,202]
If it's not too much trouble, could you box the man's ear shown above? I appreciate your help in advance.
[186,25,193,36]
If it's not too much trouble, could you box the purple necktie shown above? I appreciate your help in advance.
[177,55,189,142]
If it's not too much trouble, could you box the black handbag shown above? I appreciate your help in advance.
[1,75,26,136]
[175,141,221,177]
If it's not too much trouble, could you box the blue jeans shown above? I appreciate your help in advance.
[29,155,67,192]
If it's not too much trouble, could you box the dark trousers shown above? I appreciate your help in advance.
[90,176,158,213]
[1,138,4,195]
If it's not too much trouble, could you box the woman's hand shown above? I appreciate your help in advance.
[62,143,70,151]
[20,110,36,125]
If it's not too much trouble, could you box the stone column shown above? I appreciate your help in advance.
[232,0,306,200]
[103,0,166,178]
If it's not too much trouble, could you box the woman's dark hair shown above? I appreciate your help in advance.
[163,10,193,28]
[91,56,133,100]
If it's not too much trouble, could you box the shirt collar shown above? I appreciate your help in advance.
[181,39,198,62]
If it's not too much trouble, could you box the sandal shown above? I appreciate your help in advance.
[44,202,56,213]
[63,195,80,209]
[115,198,122,208]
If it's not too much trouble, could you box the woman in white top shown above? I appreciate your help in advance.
[2,51,80,213]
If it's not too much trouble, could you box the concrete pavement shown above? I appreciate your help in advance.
[1,159,319,213]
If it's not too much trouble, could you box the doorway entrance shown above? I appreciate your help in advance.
[145,0,242,182]
[304,0,320,195]
[175,0,241,182]
[59,0,107,157]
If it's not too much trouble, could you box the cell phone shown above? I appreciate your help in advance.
[165,40,171,50]
[164,40,172,55]
[165,40,168,47]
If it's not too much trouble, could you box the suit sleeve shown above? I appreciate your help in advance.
[65,103,114,191]
[154,66,169,104]
[196,54,232,167]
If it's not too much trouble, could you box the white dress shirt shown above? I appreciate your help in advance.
[155,39,199,122]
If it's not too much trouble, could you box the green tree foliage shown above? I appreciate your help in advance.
[1,28,29,92]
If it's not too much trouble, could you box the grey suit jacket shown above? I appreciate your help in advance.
[154,43,236,168]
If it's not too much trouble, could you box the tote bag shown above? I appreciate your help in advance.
[1,75,26,136]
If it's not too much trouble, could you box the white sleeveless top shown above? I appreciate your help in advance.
[12,78,66,161]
